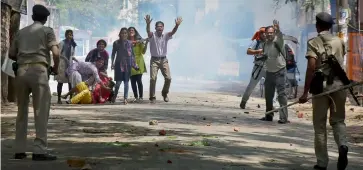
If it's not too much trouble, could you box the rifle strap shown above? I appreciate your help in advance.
[273,42,285,59]
[251,62,265,80]
[317,35,345,63]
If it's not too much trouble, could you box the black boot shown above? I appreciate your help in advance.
[57,83,63,104]
[32,153,57,161]
[278,120,290,124]
[313,165,327,170]
[163,94,169,102]
[150,97,156,104]
[239,101,246,109]
[259,114,273,121]
[337,145,348,170]
[14,153,27,159]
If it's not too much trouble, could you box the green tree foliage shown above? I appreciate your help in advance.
[53,0,123,36]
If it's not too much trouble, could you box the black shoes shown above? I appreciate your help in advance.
[259,115,273,121]
[259,116,290,124]
[163,95,169,102]
[337,145,348,170]
[313,165,327,170]
[239,101,246,109]
[14,153,27,159]
[14,153,57,161]
[150,97,156,104]
[150,96,169,103]
[32,153,57,161]
[277,120,290,124]
[312,145,348,170]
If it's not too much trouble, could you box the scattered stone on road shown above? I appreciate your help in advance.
[159,130,166,136]
[149,120,158,125]
[1,92,362,170]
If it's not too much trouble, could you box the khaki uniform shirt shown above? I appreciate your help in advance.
[305,31,346,90]
[9,22,58,65]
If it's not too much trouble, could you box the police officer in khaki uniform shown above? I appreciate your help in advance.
[9,4,59,161]
[299,12,348,170]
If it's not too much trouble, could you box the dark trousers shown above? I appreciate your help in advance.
[57,82,72,100]
[130,74,143,98]
[264,68,288,121]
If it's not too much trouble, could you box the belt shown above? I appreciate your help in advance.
[18,62,48,68]
[151,56,166,59]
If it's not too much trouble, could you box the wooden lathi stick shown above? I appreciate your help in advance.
[264,81,363,115]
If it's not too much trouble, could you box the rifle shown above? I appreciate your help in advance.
[318,35,360,106]
[265,81,363,115]
[325,56,360,105]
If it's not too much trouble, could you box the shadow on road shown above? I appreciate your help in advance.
[2,101,363,170]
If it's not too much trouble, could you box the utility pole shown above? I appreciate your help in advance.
[336,0,350,71]
[337,0,363,106]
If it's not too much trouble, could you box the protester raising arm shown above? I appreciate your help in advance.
[145,15,153,38]
[273,19,284,49]
[168,17,183,37]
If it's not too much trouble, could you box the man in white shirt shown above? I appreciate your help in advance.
[145,14,183,103]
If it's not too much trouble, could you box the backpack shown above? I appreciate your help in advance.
[284,44,296,69]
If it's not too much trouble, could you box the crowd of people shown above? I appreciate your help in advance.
[237,12,353,170]
[8,4,182,161]
[53,15,182,105]
[7,4,356,170]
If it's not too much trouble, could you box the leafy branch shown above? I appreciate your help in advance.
[53,0,123,36]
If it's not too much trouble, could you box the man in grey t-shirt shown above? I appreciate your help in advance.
[260,20,289,124]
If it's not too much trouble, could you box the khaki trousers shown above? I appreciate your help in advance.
[149,57,171,99]
[312,89,347,167]
[15,63,51,154]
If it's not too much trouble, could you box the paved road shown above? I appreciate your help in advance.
[1,91,362,170]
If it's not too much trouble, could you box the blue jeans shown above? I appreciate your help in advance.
[114,72,130,99]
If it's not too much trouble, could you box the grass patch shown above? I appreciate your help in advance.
[167,136,178,140]
[202,135,218,139]
[189,140,211,147]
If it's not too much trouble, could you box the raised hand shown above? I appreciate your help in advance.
[175,17,183,26]
[144,15,152,24]
[273,19,280,30]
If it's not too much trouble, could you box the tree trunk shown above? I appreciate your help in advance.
[1,3,11,104]
[1,2,22,103]
[7,11,21,102]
